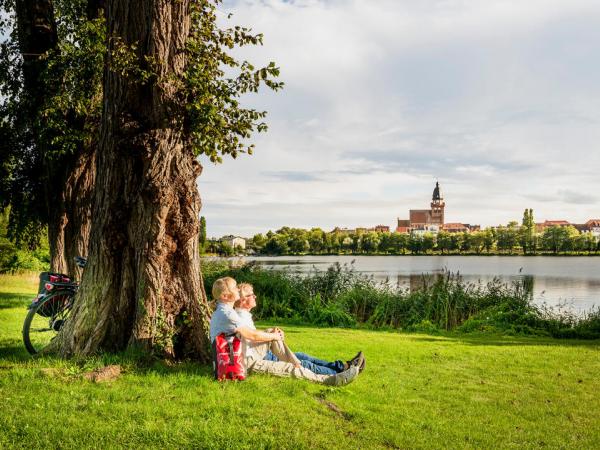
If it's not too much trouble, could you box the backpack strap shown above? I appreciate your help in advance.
[224,333,237,367]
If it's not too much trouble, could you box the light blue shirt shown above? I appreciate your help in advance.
[209,302,242,342]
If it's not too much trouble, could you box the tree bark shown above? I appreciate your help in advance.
[56,0,211,360]
[47,144,96,278]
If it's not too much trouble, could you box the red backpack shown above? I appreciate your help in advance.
[212,333,246,381]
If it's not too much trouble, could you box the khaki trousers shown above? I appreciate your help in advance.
[245,329,344,385]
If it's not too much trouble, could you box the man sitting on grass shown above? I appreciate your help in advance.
[209,277,362,385]
[235,282,365,376]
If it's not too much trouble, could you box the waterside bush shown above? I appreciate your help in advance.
[201,259,600,339]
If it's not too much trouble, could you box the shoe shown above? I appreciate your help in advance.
[348,351,365,371]
[346,351,363,368]
[358,354,365,373]
[351,352,365,373]
[329,364,359,386]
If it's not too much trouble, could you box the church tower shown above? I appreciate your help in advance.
[430,181,445,225]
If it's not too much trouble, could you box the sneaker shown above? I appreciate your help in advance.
[351,352,365,373]
[329,364,359,386]
[346,351,363,368]
[358,354,365,373]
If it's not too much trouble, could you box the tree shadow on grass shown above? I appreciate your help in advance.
[259,321,600,348]
[0,293,32,309]
[134,360,213,377]
[405,334,600,348]
[0,344,215,379]
[0,344,34,362]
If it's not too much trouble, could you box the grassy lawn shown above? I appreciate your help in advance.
[1,273,599,449]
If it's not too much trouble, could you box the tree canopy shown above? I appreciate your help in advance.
[0,0,282,251]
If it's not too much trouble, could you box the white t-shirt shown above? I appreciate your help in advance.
[235,308,258,359]
[236,309,256,329]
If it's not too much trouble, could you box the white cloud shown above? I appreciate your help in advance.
[201,0,600,237]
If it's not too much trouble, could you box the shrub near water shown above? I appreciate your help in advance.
[202,259,600,339]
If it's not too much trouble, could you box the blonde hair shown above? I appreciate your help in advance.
[235,283,254,308]
[212,277,238,301]
[238,283,254,297]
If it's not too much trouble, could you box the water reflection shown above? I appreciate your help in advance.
[392,273,535,304]
[248,255,600,312]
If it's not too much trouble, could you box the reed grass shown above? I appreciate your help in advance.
[202,259,600,339]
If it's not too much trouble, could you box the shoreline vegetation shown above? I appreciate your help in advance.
[245,251,600,257]
[202,259,600,340]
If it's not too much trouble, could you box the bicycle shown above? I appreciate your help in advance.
[22,256,87,355]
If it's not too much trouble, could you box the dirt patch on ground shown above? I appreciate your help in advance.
[83,365,121,382]
[315,395,353,421]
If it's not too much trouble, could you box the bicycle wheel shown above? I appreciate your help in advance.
[22,290,74,355]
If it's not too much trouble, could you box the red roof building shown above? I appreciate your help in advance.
[585,219,600,228]
[443,223,468,233]
[535,220,572,233]
[373,225,390,233]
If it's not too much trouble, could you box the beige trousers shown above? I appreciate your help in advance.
[245,329,346,385]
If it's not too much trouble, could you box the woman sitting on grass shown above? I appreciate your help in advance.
[235,282,365,376]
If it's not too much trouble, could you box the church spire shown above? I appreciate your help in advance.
[432,181,442,201]
[430,181,445,225]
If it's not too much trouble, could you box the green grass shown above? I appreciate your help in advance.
[1,273,599,448]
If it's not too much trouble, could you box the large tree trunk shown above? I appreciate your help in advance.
[47,145,96,278]
[56,0,211,360]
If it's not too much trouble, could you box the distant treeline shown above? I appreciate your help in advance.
[213,223,600,256]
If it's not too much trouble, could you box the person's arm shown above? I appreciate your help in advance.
[263,327,285,340]
[235,326,282,343]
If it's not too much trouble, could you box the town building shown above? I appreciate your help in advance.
[443,223,481,233]
[332,225,390,234]
[535,219,600,239]
[396,182,479,234]
[373,225,391,232]
[535,220,571,233]
[585,219,600,237]
[537,219,600,238]
[220,235,246,250]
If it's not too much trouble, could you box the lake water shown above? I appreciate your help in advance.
[245,255,600,313]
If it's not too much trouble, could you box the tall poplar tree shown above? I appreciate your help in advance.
[520,208,535,254]
[199,216,207,253]
[2,0,281,358]
[53,0,281,359]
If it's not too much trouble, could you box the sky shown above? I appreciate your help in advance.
[4,2,599,238]
[198,0,600,238]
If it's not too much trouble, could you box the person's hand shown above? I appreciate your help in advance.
[272,329,284,341]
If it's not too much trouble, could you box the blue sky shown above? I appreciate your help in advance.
[200,0,600,237]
